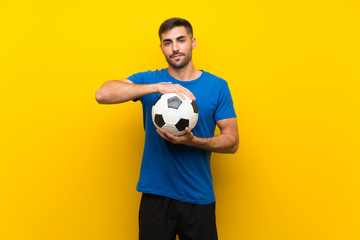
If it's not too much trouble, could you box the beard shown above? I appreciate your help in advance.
[165,51,192,69]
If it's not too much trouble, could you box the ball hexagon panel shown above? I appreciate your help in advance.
[152,96,169,115]
[162,125,183,136]
[189,114,199,129]
[177,100,195,119]
[162,108,182,125]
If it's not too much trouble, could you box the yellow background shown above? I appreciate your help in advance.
[1,0,359,239]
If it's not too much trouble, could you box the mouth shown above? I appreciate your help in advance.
[170,53,184,58]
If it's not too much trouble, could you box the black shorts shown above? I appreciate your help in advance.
[139,193,218,240]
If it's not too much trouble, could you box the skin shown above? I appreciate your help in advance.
[95,26,239,153]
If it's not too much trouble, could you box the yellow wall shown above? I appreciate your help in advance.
[1,0,359,239]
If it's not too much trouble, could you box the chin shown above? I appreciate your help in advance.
[167,60,184,69]
[166,56,191,69]
[171,63,187,69]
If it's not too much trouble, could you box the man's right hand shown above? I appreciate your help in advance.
[157,83,196,100]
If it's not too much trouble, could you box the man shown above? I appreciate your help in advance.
[95,18,239,240]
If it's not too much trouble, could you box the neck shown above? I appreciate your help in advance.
[168,61,202,81]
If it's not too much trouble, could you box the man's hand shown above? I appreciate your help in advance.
[156,118,239,154]
[156,127,195,145]
[157,83,196,100]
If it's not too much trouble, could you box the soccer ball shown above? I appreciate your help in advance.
[152,93,199,136]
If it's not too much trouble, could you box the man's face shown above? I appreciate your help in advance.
[160,26,196,69]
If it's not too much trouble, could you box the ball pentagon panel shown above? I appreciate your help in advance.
[154,114,165,128]
[176,118,190,131]
[167,96,182,109]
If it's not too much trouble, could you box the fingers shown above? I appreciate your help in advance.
[156,128,194,145]
[156,129,175,143]
[157,84,196,100]
[171,84,195,100]
[176,85,195,100]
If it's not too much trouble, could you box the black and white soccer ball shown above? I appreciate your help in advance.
[152,93,199,136]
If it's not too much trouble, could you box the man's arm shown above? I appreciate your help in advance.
[156,117,239,154]
[95,79,195,104]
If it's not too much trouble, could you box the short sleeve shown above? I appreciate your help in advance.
[214,83,236,121]
[127,71,153,101]
[127,70,153,85]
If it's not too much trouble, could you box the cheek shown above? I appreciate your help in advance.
[185,45,192,53]
[165,49,173,56]
[161,48,169,55]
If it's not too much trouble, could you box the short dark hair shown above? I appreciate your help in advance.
[158,18,193,40]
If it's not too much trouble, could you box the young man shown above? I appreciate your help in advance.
[96,18,239,240]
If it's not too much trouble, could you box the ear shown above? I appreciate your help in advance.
[192,37,197,49]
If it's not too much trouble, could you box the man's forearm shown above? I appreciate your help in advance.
[95,80,196,104]
[156,125,239,154]
[95,80,157,104]
[190,134,239,154]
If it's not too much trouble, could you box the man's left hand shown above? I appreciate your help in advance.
[156,127,195,145]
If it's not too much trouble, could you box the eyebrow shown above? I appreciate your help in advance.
[162,35,186,43]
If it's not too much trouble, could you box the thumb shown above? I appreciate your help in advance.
[185,127,192,135]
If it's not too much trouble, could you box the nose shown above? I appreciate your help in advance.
[172,42,180,52]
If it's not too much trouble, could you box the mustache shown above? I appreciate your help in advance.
[170,52,185,58]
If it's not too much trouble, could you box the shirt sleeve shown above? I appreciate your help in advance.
[214,83,237,121]
[127,71,153,101]
[127,70,153,84]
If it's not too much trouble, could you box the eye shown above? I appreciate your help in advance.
[164,42,171,46]
[179,39,185,43]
